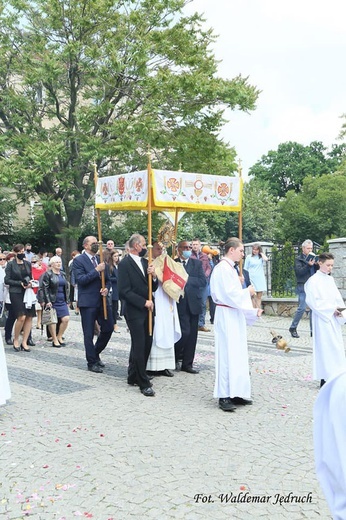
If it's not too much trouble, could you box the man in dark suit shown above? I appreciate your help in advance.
[118,234,158,397]
[73,236,114,373]
[174,240,207,374]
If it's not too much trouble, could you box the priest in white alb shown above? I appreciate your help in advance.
[305,252,346,387]
[146,242,185,377]
[210,237,262,412]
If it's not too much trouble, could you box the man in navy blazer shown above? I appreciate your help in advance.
[73,236,114,372]
[174,240,207,374]
[118,234,158,396]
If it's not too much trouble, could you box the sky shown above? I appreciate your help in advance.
[184,0,346,178]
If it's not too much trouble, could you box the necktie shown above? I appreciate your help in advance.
[182,260,186,268]
[91,256,97,268]
[140,258,146,275]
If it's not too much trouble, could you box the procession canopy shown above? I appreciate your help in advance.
[95,169,242,212]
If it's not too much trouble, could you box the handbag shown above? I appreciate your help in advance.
[41,306,58,326]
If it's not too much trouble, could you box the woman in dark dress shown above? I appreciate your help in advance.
[41,256,70,347]
[106,250,121,333]
[4,244,36,352]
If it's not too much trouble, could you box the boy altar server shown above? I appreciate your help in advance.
[210,237,263,412]
[305,252,346,387]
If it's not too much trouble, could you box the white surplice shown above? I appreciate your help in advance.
[305,271,346,381]
[210,258,259,399]
[0,334,11,406]
[146,283,181,371]
[314,369,346,520]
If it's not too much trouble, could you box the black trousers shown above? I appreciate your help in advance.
[127,315,153,389]
[174,310,199,369]
[111,300,119,325]
[80,304,114,367]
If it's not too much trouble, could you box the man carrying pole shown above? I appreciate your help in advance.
[73,236,114,373]
[118,234,158,396]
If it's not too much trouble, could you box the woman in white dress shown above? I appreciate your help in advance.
[244,243,268,308]
[0,333,11,406]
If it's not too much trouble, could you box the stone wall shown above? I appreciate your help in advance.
[328,238,346,299]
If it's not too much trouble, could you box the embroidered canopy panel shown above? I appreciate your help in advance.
[95,169,242,212]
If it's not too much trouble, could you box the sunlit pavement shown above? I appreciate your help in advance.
[1,312,339,519]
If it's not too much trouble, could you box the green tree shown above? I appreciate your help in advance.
[0,0,259,255]
[278,172,346,243]
[249,141,343,198]
[271,241,296,297]
[241,179,282,242]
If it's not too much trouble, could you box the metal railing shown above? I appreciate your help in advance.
[265,242,321,298]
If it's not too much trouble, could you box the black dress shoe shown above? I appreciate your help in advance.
[97,359,105,368]
[58,340,67,347]
[289,328,299,338]
[21,344,31,352]
[160,369,174,377]
[6,339,13,345]
[27,339,36,346]
[141,387,155,397]
[230,397,253,406]
[219,398,237,412]
[88,364,103,373]
[52,342,61,348]
[181,366,199,374]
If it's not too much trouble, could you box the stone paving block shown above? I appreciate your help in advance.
[0,315,339,519]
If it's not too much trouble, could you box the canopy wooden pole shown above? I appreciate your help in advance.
[172,208,179,258]
[94,162,108,319]
[147,153,153,336]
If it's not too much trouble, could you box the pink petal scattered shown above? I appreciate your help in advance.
[84,514,93,518]
[55,439,60,443]
[240,485,247,490]
[66,443,72,447]
[100,434,105,437]
[42,465,49,469]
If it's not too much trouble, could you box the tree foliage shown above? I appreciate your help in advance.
[0,0,259,253]
[278,171,346,244]
[241,179,282,242]
[249,141,346,198]
[270,241,296,297]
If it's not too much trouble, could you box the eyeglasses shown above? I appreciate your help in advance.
[0,258,6,261]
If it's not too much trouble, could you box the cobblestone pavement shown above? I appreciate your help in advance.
[1,311,342,520]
